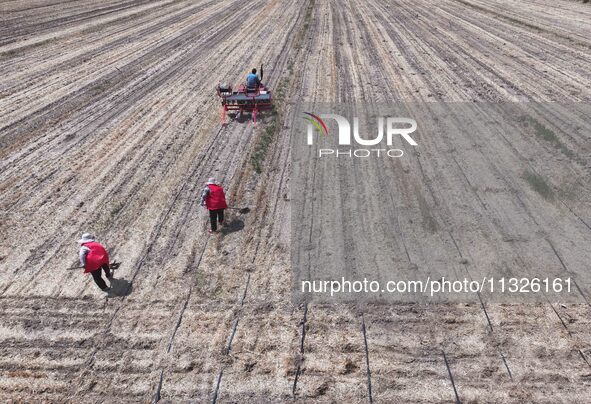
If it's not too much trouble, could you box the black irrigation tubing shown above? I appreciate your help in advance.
[500,351,514,381]
[450,234,494,333]
[292,159,317,396]
[292,302,308,396]
[210,272,252,402]
[103,127,226,322]
[225,273,251,354]
[579,350,591,368]
[211,368,224,404]
[448,219,516,380]
[331,14,482,400]
[548,299,571,334]
[357,5,522,388]
[442,350,461,404]
[184,233,211,274]
[167,288,191,353]
[545,296,591,369]
[151,251,206,402]
[361,315,373,404]
[152,369,164,404]
[464,109,591,367]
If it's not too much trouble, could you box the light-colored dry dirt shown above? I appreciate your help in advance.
[1,0,590,402]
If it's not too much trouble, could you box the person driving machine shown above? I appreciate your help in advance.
[246,68,261,90]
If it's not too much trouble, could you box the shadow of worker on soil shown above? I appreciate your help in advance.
[108,277,133,297]
[221,219,244,236]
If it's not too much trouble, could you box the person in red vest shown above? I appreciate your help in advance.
[78,233,112,292]
[200,177,228,233]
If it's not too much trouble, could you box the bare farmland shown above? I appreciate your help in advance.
[1,0,591,402]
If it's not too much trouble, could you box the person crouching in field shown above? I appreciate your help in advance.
[200,178,228,233]
[78,233,112,292]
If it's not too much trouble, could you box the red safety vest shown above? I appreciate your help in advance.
[205,184,228,210]
[82,241,109,273]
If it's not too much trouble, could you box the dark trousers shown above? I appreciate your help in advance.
[90,264,111,291]
[209,209,225,231]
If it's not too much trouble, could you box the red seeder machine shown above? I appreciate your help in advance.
[216,65,272,124]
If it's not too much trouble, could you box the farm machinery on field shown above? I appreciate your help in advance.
[216,65,272,124]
